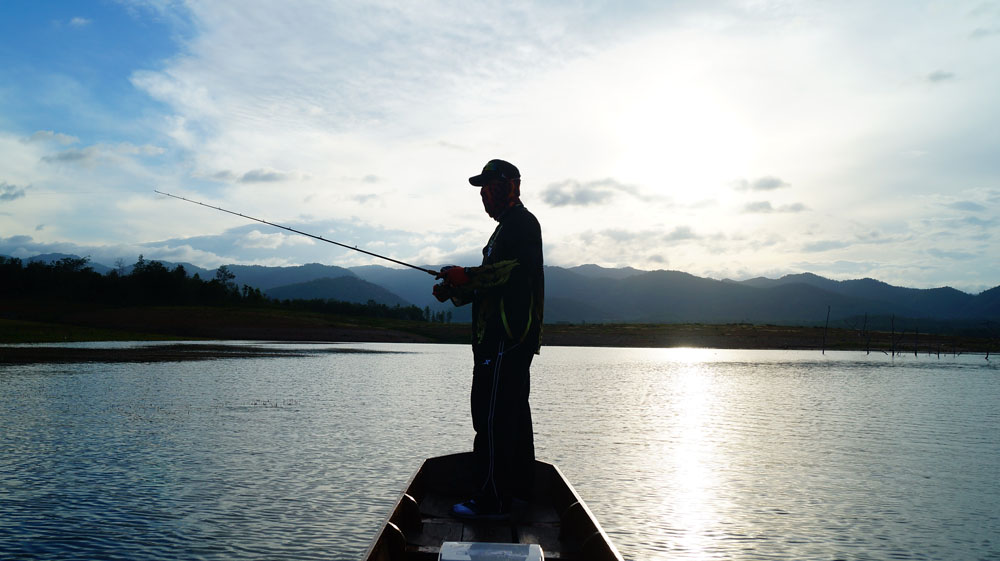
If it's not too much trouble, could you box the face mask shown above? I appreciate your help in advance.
[481,180,520,220]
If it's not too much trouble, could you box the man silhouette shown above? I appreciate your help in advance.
[433,159,544,519]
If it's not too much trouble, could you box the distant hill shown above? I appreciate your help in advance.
[226,263,355,290]
[23,253,114,275]
[10,253,999,333]
[133,260,214,278]
[567,264,645,280]
[350,264,472,321]
[970,285,1000,318]
[728,273,976,320]
[549,268,997,328]
[265,276,410,306]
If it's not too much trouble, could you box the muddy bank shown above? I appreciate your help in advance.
[0,343,402,365]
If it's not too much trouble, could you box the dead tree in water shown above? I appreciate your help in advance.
[822,305,830,355]
[864,313,871,355]
[848,312,872,354]
[986,321,995,361]
[890,314,896,356]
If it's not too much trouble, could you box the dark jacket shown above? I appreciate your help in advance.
[451,204,544,354]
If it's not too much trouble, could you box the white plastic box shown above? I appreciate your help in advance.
[438,541,544,561]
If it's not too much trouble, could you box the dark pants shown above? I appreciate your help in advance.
[471,337,535,511]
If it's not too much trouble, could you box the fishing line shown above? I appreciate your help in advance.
[154,190,438,276]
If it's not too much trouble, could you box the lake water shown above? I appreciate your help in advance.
[1,343,998,560]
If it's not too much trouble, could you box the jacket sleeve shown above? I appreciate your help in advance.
[450,212,541,326]
[445,259,520,306]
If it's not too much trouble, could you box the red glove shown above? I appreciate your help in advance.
[432,283,451,302]
[436,265,470,287]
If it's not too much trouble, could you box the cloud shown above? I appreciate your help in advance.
[116,142,165,156]
[664,226,697,242]
[970,28,1000,39]
[238,230,315,249]
[741,200,807,213]
[593,228,644,243]
[238,169,291,183]
[754,176,791,190]
[135,218,440,270]
[69,17,92,27]
[779,202,808,213]
[742,201,774,213]
[946,201,986,212]
[926,248,977,260]
[801,240,851,252]
[40,142,165,165]
[961,216,997,228]
[855,230,887,243]
[926,70,955,83]
[4,2,998,293]
[1,182,27,202]
[733,176,792,192]
[1,235,34,246]
[580,225,699,246]
[541,178,642,207]
[436,140,468,151]
[688,199,718,209]
[23,130,79,145]
[41,148,93,163]
[788,260,882,277]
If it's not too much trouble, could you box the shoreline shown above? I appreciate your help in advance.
[2,334,991,365]
[2,303,994,364]
[0,342,408,364]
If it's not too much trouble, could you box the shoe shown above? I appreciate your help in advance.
[450,499,510,521]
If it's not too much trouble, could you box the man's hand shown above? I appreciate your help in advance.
[436,265,470,287]
[432,283,452,302]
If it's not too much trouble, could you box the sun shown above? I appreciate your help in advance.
[613,80,752,200]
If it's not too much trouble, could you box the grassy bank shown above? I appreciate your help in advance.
[2,299,994,355]
[0,300,452,344]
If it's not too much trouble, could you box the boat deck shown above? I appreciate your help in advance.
[405,484,562,552]
[364,453,622,561]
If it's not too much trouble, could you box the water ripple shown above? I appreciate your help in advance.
[1,345,998,560]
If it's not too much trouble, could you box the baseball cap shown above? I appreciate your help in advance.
[469,159,520,186]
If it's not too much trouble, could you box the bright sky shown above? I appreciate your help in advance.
[1,1,998,293]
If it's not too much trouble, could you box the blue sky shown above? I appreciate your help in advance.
[1,1,998,293]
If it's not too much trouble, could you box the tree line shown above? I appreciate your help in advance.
[0,256,438,322]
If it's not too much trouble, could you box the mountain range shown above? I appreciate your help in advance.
[12,253,1000,331]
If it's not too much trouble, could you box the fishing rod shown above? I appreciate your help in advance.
[154,190,439,276]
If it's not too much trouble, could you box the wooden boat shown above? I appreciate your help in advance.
[363,452,623,561]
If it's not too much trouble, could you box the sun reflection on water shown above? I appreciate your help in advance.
[667,358,720,558]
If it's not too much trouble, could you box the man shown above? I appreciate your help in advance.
[433,159,544,520]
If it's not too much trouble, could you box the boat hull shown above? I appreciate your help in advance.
[363,452,623,561]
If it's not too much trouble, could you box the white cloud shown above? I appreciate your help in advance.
[540,178,645,207]
[742,201,774,213]
[0,182,27,202]
[40,142,165,166]
[926,70,956,83]
[946,201,987,212]
[24,131,80,145]
[238,169,293,183]
[733,176,791,191]
[664,226,698,242]
[2,1,998,292]
[238,230,315,249]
